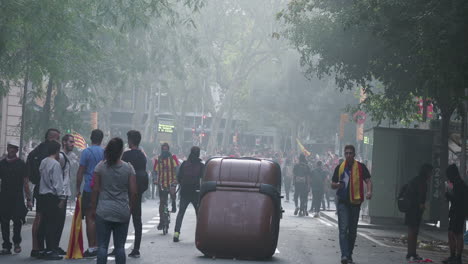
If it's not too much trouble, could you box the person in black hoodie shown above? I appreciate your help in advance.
[173,146,204,242]
[443,164,467,264]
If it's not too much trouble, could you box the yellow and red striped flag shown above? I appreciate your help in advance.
[72,132,87,150]
[296,138,311,157]
[65,195,84,259]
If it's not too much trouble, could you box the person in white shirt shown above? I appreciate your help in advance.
[37,141,65,260]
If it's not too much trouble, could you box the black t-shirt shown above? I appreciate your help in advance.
[122,149,147,172]
[0,158,27,198]
[332,161,371,203]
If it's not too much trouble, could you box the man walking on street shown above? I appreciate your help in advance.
[173,146,204,242]
[154,143,179,230]
[76,129,104,258]
[27,128,60,258]
[121,130,147,258]
[0,141,30,255]
[443,164,466,264]
[310,161,327,217]
[331,145,372,264]
[37,141,67,260]
[56,134,75,256]
[404,163,432,262]
[293,154,311,217]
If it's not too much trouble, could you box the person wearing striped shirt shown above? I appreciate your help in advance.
[153,143,179,230]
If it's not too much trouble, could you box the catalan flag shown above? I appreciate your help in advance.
[296,138,311,157]
[72,132,87,150]
[65,195,84,259]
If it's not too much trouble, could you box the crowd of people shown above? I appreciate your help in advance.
[0,128,466,264]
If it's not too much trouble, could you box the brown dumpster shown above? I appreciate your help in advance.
[195,157,282,259]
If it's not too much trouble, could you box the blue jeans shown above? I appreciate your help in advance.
[96,215,129,264]
[337,202,361,258]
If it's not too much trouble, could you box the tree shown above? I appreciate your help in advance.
[279,0,468,226]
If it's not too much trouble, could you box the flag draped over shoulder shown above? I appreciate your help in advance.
[338,160,364,205]
[296,138,311,157]
[72,132,87,150]
[66,195,84,259]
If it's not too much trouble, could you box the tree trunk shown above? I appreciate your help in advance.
[41,77,54,130]
[143,85,155,143]
[221,97,234,151]
[19,69,29,159]
[207,111,223,155]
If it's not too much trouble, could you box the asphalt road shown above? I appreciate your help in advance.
[0,199,453,264]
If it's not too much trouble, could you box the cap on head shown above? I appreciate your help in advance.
[7,140,19,148]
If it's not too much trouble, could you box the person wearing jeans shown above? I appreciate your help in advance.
[173,147,204,242]
[121,130,147,258]
[331,145,372,264]
[91,138,137,264]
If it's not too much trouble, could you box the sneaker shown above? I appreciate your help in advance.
[128,249,140,258]
[108,249,116,256]
[294,207,299,215]
[348,256,354,264]
[13,244,21,254]
[30,249,43,258]
[0,248,12,255]
[341,256,348,264]
[304,210,309,216]
[83,249,98,259]
[406,255,423,262]
[56,247,66,256]
[42,251,63,260]
[174,232,180,242]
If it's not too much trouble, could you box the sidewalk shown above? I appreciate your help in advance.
[319,210,448,243]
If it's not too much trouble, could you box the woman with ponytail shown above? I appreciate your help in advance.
[91,138,137,264]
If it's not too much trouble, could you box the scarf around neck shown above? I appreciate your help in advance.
[338,160,364,205]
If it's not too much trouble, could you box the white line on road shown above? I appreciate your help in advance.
[318,218,333,227]
[147,220,159,224]
[125,243,132,249]
[318,216,391,248]
[143,225,155,228]
[152,216,160,220]
[126,235,135,240]
[142,229,150,234]
[275,248,280,254]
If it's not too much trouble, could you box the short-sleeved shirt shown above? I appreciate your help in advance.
[332,161,371,203]
[95,161,135,223]
[122,149,147,173]
[80,145,104,192]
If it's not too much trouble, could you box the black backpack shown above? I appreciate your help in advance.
[27,144,48,185]
[397,183,411,213]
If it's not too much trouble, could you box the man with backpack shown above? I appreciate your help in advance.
[27,128,60,258]
[173,146,204,243]
[76,129,104,258]
[120,130,147,258]
[443,164,467,264]
[56,134,75,256]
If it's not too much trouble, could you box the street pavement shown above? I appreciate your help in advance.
[0,198,459,264]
